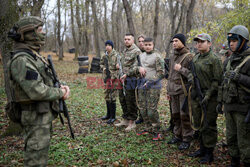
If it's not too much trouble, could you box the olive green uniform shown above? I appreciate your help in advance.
[221,48,250,164]
[137,50,165,133]
[191,50,223,148]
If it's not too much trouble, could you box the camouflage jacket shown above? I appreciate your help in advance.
[9,49,64,108]
[121,44,141,77]
[100,49,119,80]
[139,50,165,81]
[167,47,193,95]
[221,48,250,108]
[191,49,223,99]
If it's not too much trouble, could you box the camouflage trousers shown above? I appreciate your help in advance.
[191,97,218,148]
[119,85,138,121]
[104,84,118,103]
[21,103,55,167]
[225,105,250,163]
[137,88,161,133]
[171,94,193,142]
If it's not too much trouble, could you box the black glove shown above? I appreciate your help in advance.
[229,71,240,81]
[216,103,223,114]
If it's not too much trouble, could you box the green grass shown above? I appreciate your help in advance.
[0,60,230,166]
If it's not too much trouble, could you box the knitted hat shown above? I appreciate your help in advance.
[171,33,186,46]
[105,40,114,48]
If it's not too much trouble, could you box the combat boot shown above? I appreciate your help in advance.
[101,101,111,120]
[227,157,240,167]
[200,147,214,164]
[107,102,116,124]
[125,120,136,132]
[114,119,129,127]
[189,141,205,157]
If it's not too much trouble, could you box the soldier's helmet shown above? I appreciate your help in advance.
[8,16,44,41]
[228,25,249,41]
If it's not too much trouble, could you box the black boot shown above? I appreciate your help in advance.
[200,147,214,164]
[227,157,240,167]
[244,162,250,167]
[107,102,116,124]
[101,101,111,120]
[189,141,205,157]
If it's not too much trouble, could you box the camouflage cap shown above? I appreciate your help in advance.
[193,33,212,42]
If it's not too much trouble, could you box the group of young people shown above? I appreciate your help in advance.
[100,25,250,166]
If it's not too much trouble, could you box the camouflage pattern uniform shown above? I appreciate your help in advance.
[191,49,223,148]
[100,49,119,102]
[137,50,165,133]
[119,44,141,121]
[167,47,194,142]
[220,25,250,165]
[8,17,64,166]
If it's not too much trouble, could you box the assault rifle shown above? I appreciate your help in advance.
[190,61,208,127]
[47,55,75,139]
[117,54,126,96]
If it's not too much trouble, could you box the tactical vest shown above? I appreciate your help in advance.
[8,51,55,103]
[140,52,160,81]
[222,55,250,104]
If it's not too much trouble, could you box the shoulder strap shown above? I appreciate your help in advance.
[235,55,250,72]
[179,53,190,96]
[178,53,189,64]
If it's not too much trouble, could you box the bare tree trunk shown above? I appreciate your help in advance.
[153,0,159,46]
[57,0,63,60]
[75,0,83,57]
[139,0,145,34]
[0,0,23,137]
[31,0,45,17]
[70,0,79,60]
[83,0,90,56]
[103,0,110,40]
[122,0,136,36]
[186,0,196,34]
[111,0,116,45]
[116,0,122,51]
[91,0,101,58]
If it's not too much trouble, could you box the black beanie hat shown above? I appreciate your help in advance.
[171,33,186,46]
[105,40,114,48]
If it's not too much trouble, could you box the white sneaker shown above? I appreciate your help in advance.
[114,119,129,127]
[125,121,136,132]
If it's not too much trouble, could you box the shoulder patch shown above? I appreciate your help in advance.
[25,70,38,80]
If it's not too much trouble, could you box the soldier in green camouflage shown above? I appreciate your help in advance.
[218,25,250,167]
[100,40,119,124]
[115,33,146,131]
[136,37,165,140]
[188,33,223,164]
[7,16,70,167]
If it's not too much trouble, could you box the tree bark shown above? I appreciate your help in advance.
[186,0,196,34]
[31,0,45,17]
[57,0,63,60]
[103,0,110,40]
[70,0,79,60]
[0,0,23,137]
[139,0,145,33]
[116,0,122,51]
[153,0,160,46]
[83,0,90,56]
[75,0,83,57]
[122,0,136,36]
[111,0,116,46]
[91,0,101,58]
